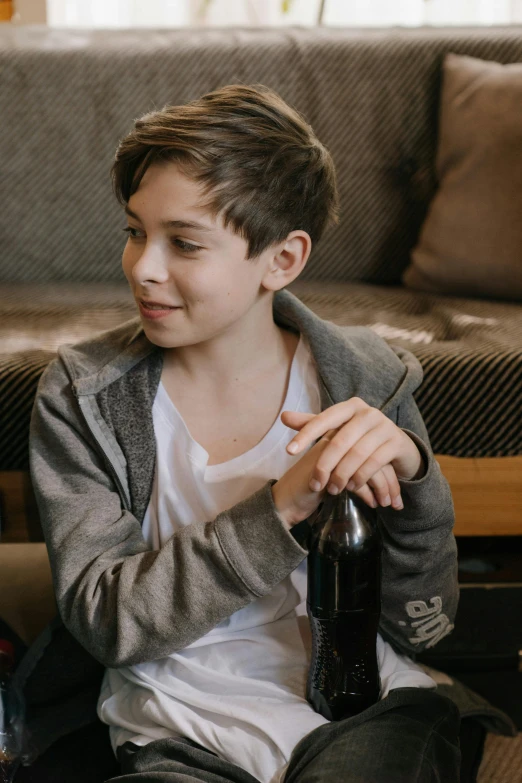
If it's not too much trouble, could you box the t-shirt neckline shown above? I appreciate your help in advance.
[156,333,306,480]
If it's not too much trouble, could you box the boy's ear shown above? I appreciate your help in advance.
[267,231,312,289]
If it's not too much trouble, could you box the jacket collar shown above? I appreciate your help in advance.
[62,288,421,417]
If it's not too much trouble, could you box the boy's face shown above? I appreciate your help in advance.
[122,160,295,351]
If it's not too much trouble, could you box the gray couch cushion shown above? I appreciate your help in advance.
[1,25,522,288]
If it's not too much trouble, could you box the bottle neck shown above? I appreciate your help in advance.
[315,489,380,555]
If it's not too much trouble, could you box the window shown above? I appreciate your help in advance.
[45,0,522,29]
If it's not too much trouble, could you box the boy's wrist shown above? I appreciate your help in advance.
[408,452,427,481]
[398,431,430,482]
[270,482,296,529]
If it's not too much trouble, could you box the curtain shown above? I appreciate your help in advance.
[46,0,522,28]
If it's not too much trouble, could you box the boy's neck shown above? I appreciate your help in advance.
[162,298,299,393]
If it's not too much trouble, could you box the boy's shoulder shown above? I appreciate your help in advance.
[315,318,424,394]
[342,324,423,375]
[38,316,154,393]
[287,291,422,386]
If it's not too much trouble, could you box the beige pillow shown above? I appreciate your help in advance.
[403,52,522,302]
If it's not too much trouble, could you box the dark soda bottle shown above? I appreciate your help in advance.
[306,489,382,721]
[0,640,25,783]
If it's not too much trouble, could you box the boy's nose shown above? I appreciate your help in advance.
[132,251,170,285]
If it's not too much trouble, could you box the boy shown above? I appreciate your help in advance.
[29,83,460,782]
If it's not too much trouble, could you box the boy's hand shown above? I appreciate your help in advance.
[271,398,424,528]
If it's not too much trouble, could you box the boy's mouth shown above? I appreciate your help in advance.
[139,300,182,320]
[140,299,181,309]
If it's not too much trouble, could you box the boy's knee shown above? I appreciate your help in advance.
[428,691,461,748]
[392,690,461,781]
[393,688,461,741]
[421,689,460,725]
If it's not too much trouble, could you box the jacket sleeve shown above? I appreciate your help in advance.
[376,359,459,657]
[29,356,308,669]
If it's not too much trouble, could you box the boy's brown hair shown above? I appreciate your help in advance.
[111,83,340,261]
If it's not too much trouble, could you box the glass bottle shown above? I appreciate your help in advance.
[306,489,382,721]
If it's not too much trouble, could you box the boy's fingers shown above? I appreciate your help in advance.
[354,484,379,509]
[364,469,391,506]
[284,400,367,454]
[366,466,402,509]
[380,463,403,508]
[281,411,315,435]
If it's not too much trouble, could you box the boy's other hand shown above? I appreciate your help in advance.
[271,400,423,528]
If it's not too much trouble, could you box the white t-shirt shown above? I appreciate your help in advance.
[97,332,436,783]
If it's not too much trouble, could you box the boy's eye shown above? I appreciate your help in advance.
[122,226,143,240]
[122,226,143,239]
[122,227,200,253]
[173,239,200,254]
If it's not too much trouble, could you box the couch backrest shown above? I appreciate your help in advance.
[2,24,522,285]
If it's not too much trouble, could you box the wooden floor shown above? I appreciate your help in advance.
[478,732,522,783]
[1,457,521,542]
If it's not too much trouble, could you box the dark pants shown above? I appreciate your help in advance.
[106,687,461,783]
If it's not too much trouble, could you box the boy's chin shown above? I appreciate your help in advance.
[141,326,189,350]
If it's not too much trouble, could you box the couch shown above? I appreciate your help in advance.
[0,23,521,782]
[1,24,522,543]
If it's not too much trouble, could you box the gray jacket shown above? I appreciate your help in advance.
[19,287,507,765]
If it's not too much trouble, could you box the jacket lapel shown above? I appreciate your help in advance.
[97,348,163,524]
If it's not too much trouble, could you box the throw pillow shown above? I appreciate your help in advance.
[402,52,522,302]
